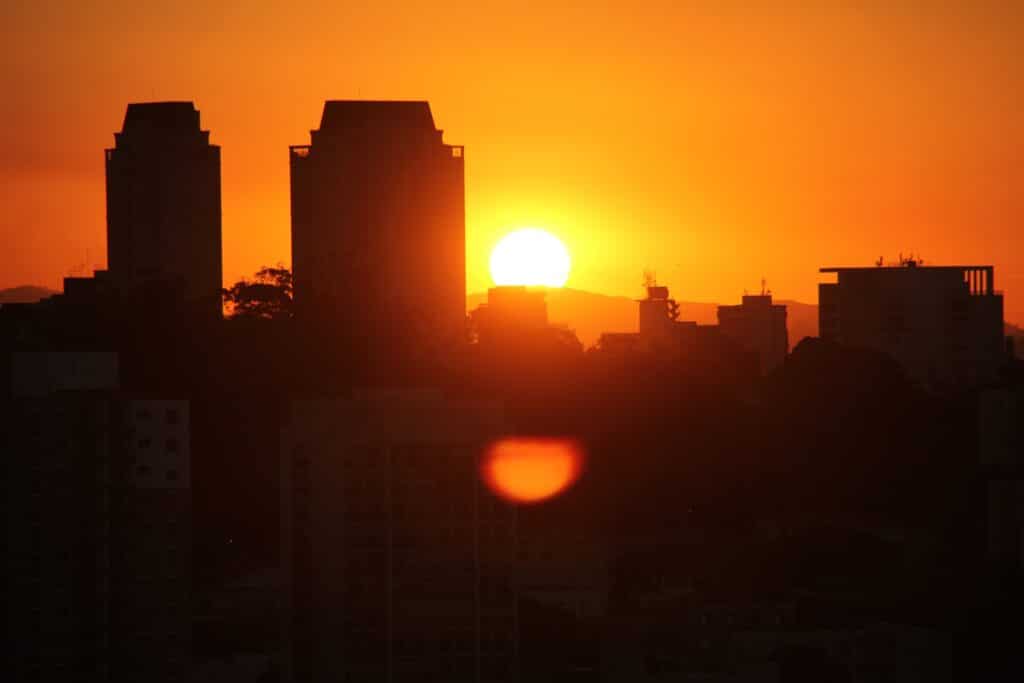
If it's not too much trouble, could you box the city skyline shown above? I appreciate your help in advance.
[3,3,1022,321]
[4,7,1023,680]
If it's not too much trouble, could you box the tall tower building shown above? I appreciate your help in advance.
[289,101,465,356]
[105,102,223,315]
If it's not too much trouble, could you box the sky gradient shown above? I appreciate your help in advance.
[2,2,1021,320]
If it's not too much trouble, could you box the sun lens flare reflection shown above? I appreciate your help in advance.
[481,437,584,504]
[489,228,570,287]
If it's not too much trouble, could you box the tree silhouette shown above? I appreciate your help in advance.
[222,265,293,320]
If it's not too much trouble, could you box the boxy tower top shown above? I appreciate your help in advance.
[106,101,223,317]
[317,100,436,131]
[289,100,465,369]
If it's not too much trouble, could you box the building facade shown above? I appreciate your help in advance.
[717,294,788,374]
[289,101,465,356]
[6,353,191,682]
[819,263,1006,386]
[105,101,222,316]
[280,391,517,683]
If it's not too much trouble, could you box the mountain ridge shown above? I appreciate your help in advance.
[0,286,56,305]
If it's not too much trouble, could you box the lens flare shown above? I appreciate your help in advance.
[481,437,584,504]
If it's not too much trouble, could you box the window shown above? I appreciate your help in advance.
[137,465,151,476]
[166,438,178,453]
[136,408,152,420]
[166,470,178,482]
[138,438,152,449]
[166,409,179,425]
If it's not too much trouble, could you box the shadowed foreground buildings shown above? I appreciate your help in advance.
[289,101,466,361]
[280,392,517,683]
[105,102,223,316]
[6,352,191,683]
[596,285,761,379]
[819,262,1007,387]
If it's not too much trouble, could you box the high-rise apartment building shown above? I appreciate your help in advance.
[280,391,517,683]
[105,102,222,315]
[289,101,465,354]
[6,353,191,682]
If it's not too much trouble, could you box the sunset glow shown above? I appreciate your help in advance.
[489,229,571,288]
[481,437,584,504]
[0,4,1021,322]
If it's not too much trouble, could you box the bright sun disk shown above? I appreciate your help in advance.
[489,228,570,287]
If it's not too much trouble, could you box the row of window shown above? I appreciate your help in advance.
[135,407,181,425]
[135,465,181,481]
[136,437,181,452]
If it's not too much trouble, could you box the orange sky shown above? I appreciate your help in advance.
[2,2,1021,321]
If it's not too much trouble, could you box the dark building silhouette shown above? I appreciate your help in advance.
[289,101,465,356]
[6,353,191,683]
[717,291,788,374]
[819,262,1006,386]
[105,102,222,315]
[468,286,584,365]
[280,391,516,683]
[471,287,549,344]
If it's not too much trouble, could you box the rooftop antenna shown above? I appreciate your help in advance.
[642,269,657,293]
[875,256,884,267]
[760,277,767,296]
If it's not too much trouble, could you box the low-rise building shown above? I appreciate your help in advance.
[717,292,788,374]
[819,262,1007,386]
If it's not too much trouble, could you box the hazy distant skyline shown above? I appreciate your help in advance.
[2,2,1021,321]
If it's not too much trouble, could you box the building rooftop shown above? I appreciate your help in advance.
[820,264,993,273]
[318,100,437,132]
[122,102,200,134]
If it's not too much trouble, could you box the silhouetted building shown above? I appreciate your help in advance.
[289,101,465,356]
[717,292,788,374]
[979,386,1024,569]
[819,263,1006,386]
[636,285,708,354]
[637,285,681,348]
[469,286,583,361]
[10,350,119,396]
[106,102,222,316]
[589,286,757,379]
[472,286,548,343]
[280,391,517,683]
[6,353,191,682]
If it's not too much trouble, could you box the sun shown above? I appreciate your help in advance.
[489,228,570,287]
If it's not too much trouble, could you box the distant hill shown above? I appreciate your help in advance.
[468,288,819,348]
[0,286,55,305]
